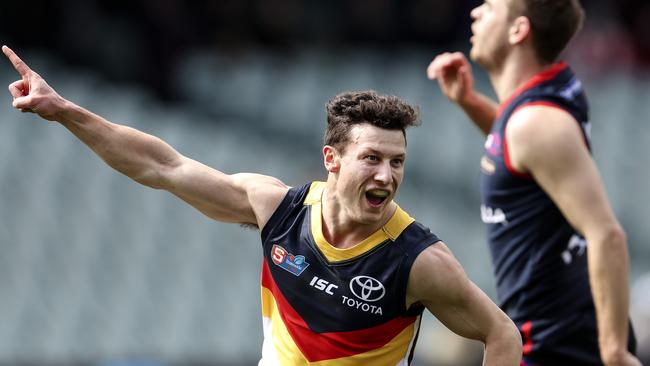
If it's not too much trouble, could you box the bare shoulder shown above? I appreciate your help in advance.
[231,173,291,229]
[407,242,469,307]
[231,172,289,192]
[509,105,580,143]
[507,105,586,173]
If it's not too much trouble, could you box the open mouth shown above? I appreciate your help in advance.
[365,189,389,207]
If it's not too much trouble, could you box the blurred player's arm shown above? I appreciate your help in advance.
[427,52,497,135]
[407,242,522,366]
[506,105,640,366]
[2,45,288,229]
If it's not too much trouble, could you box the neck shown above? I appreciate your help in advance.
[488,52,549,103]
[321,184,396,249]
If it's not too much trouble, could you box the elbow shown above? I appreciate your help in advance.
[485,317,522,365]
[504,318,523,354]
[128,156,182,190]
[132,173,164,189]
[584,223,630,270]
[507,321,523,363]
[127,163,173,190]
[588,223,627,251]
[513,323,523,354]
[607,224,627,246]
[130,167,171,190]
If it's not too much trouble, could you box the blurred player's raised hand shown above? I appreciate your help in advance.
[427,52,474,104]
[3,45,66,121]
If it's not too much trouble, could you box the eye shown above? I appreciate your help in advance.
[365,155,379,162]
[391,159,404,168]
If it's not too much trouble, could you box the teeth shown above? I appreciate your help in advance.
[367,189,389,198]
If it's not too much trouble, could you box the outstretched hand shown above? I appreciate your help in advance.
[3,45,65,121]
[427,51,475,104]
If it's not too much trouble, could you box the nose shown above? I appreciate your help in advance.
[374,161,392,185]
[470,4,481,20]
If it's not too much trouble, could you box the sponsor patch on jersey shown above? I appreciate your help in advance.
[271,244,310,276]
[349,275,385,302]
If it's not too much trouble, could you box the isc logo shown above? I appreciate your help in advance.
[309,276,338,295]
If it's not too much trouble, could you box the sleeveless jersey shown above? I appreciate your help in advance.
[479,62,593,322]
[259,181,440,365]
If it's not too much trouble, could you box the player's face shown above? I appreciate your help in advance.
[334,124,405,224]
[469,0,512,69]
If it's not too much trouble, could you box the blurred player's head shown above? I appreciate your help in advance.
[470,0,584,68]
[508,0,585,64]
[322,90,419,224]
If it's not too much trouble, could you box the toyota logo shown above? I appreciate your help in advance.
[349,275,385,302]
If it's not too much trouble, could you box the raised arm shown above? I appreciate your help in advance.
[427,52,498,135]
[407,243,522,366]
[506,106,640,366]
[3,45,288,229]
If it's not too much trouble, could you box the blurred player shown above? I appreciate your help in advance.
[427,0,639,365]
[3,45,521,365]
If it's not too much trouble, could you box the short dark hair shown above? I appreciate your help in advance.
[324,90,420,151]
[509,0,585,64]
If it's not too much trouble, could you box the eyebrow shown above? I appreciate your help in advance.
[363,148,406,160]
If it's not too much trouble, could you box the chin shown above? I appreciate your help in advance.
[469,47,480,63]
[471,52,492,70]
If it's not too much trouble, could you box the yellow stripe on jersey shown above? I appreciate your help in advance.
[260,287,419,366]
[304,181,326,205]
[261,287,309,365]
[304,181,415,262]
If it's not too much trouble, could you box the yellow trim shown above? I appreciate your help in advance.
[304,181,326,205]
[261,286,418,365]
[262,287,310,365]
[305,181,414,262]
[311,321,417,366]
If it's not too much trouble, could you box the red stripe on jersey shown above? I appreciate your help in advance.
[261,260,417,362]
[520,320,534,356]
[503,100,589,179]
[496,62,568,119]
[502,130,533,179]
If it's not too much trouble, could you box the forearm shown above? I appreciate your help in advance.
[459,92,498,135]
[482,321,522,366]
[55,100,181,188]
[587,226,632,362]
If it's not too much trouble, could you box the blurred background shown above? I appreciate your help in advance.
[0,0,648,365]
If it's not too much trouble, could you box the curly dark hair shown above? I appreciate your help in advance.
[324,90,420,151]
[508,0,585,64]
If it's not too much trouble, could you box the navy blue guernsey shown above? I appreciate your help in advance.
[258,181,440,365]
[479,62,593,322]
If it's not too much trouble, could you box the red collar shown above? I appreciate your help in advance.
[496,61,568,119]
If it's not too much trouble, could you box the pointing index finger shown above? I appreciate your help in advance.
[2,45,33,77]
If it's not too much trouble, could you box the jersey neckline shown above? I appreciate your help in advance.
[304,181,414,262]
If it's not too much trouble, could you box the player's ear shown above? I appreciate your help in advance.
[509,15,531,45]
[323,145,340,173]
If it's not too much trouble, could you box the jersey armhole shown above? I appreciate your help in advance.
[399,222,442,314]
[260,183,309,242]
[504,100,584,179]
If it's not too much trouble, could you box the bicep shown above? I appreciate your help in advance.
[409,244,510,342]
[164,157,288,226]
[534,147,616,235]
[508,107,619,236]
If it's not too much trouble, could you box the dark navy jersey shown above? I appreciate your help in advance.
[258,181,440,365]
[480,62,593,322]
[480,62,637,364]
